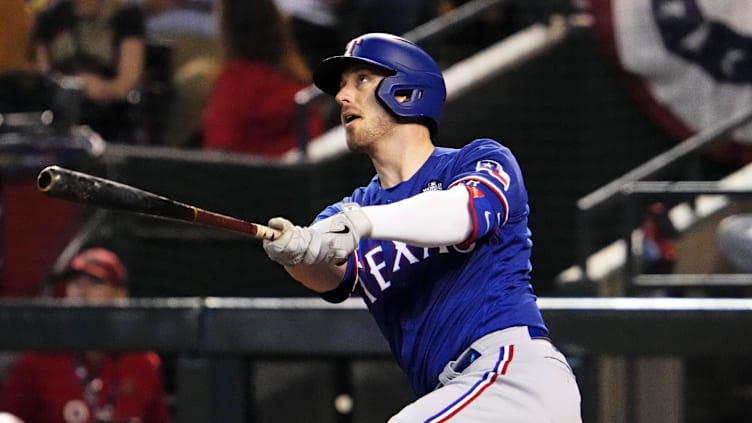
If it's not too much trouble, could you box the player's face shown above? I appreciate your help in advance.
[335,65,398,152]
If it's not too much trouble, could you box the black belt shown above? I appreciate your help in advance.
[454,348,482,373]
[527,326,550,340]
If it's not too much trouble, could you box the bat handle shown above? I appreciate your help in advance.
[193,209,282,241]
[254,224,282,241]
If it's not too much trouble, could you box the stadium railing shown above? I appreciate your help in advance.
[571,105,752,285]
[1,296,752,422]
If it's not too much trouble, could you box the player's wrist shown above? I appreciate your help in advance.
[301,204,370,265]
[340,203,372,238]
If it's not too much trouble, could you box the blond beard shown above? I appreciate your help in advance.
[345,112,397,153]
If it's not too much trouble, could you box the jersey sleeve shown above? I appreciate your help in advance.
[447,138,528,246]
[319,252,359,303]
[311,185,371,224]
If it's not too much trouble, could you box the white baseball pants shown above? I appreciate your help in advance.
[388,326,582,423]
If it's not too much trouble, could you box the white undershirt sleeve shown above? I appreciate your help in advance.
[360,184,473,247]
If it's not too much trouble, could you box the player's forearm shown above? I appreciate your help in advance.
[362,185,473,247]
[284,262,347,293]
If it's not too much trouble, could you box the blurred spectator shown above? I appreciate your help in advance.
[166,57,219,148]
[0,0,51,120]
[32,0,147,143]
[144,0,215,39]
[0,248,172,423]
[274,0,345,71]
[0,0,35,74]
[141,0,217,73]
[641,202,678,274]
[28,0,55,14]
[201,0,323,159]
[141,0,221,147]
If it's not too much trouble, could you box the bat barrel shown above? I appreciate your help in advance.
[37,165,281,240]
[38,165,102,197]
[37,165,94,201]
[37,165,195,220]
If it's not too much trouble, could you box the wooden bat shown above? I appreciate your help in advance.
[37,165,281,241]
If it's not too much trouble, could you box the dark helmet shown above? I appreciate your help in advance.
[313,33,446,134]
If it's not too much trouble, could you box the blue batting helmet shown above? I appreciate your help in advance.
[313,33,446,134]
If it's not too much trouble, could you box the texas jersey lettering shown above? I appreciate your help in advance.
[314,138,546,395]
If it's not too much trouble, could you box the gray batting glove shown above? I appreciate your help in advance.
[263,217,312,266]
[304,203,372,265]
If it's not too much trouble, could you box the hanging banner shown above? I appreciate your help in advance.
[590,0,752,164]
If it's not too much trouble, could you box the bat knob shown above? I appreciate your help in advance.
[37,166,61,192]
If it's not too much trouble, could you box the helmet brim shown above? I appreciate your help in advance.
[313,55,395,96]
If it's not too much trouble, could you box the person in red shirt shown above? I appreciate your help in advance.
[0,248,171,423]
[201,0,323,159]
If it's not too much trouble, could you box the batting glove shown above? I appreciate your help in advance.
[304,203,372,265]
[263,217,312,266]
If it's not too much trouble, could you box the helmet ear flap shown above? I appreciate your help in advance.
[376,73,443,135]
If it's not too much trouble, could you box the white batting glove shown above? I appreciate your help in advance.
[304,203,372,265]
[262,217,312,266]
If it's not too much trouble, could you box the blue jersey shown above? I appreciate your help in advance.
[315,138,546,396]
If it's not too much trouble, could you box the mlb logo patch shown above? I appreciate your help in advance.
[422,181,443,192]
[475,160,510,190]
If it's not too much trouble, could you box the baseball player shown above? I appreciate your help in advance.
[263,32,582,422]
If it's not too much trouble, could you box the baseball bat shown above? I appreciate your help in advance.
[37,165,281,241]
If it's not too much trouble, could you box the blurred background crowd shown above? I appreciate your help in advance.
[0,0,486,152]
